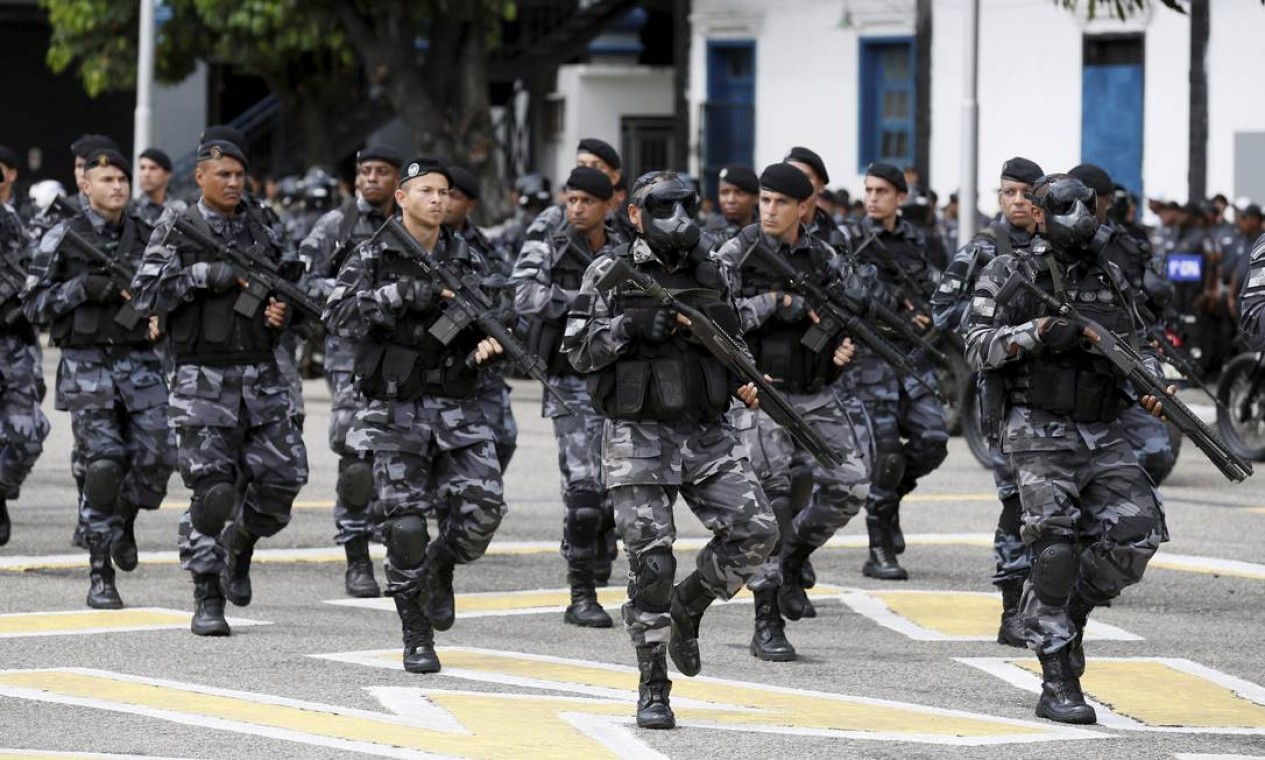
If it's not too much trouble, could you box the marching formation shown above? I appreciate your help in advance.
[0,128,1258,731]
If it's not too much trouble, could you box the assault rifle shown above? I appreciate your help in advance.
[853,230,964,361]
[172,215,325,323]
[596,256,844,469]
[745,241,945,401]
[997,271,1253,483]
[1135,304,1222,410]
[380,217,578,415]
[59,229,143,330]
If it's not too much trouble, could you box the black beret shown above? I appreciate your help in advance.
[576,138,621,171]
[718,165,759,195]
[784,146,829,185]
[0,145,19,171]
[1243,204,1262,220]
[398,156,452,188]
[139,148,172,172]
[1069,163,1113,197]
[71,134,118,159]
[447,166,481,200]
[1000,156,1043,186]
[866,161,907,193]
[199,125,248,156]
[85,149,131,180]
[563,166,613,201]
[196,140,249,171]
[356,144,403,168]
[759,162,814,202]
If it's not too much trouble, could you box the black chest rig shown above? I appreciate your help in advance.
[331,201,385,276]
[1004,251,1136,423]
[739,234,843,394]
[354,234,482,401]
[589,253,738,422]
[526,232,591,376]
[169,206,279,365]
[51,214,150,349]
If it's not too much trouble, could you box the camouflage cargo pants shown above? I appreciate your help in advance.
[604,417,777,646]
[858,364,949,516]
[545,374,615,566]
[0,336,49,500]
[73,403,174,540]
[1010,420,1167,654]
[478,372,518,472]
[328,369,379,544]
[740,392,870,591]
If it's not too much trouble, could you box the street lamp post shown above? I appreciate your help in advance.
[133,0,155,197]
[959,0,980,244]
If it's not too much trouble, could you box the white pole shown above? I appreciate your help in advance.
[133,0,155,198]
[959,0,980,244]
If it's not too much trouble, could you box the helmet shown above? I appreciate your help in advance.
[514,173,552,209]
[28,180,66,214]
[1031,174,1099,252]
[302,166,338,211]
[631,172,701,264]
[276,176,303,208]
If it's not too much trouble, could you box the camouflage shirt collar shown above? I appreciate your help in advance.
[196,199,246,236]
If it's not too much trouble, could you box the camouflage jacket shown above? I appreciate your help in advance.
[1237,232,1265,350]
[931,219,1034,336]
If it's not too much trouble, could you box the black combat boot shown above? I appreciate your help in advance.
[668,571,716,677]
[0,499,10,546]
[750,588,796,662]
[1035,647,1096,724]
[112,504,139,572]
[1067,595,1095,678]
[564,563,612,628]
[343,536,381,598]
[221,524,258,607]
[778,546,814,621]
[394,595,441,673]
[418,539,457,632]
[86,534,123,609]
[191,573,230,636]
[862,514,908,581]
[635,643,675,729]
[996,580,1027,648]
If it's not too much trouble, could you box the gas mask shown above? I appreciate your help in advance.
[634,176,701,265]
[1034,176,1099,253]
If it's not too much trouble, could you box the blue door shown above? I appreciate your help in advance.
[1082,37,1144,198]
[859,38,915,171]
[704,41,755,201]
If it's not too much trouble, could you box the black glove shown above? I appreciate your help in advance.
[1039,318,1083,351]
[774,292,808,322]
[625,307,673,343]
[405,279,437,312]
[80,274,120,303]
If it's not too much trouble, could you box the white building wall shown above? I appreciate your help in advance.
[544,64,675,185]
[690,0,1265,215]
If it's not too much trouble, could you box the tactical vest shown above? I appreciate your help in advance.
[1003,252,1135,423]
[738,234,843,394]
[330,200,383,276]
[811,208,850,255]
[168,206,278,365]
[353,233,482,401]
[525,233,591,376]
[50,214,150,349]
[588,254,737,422]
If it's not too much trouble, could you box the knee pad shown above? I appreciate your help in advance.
[789,466,814,512]
[631,548,676,613]
[192,481,236,536]
[336,457,375,511]
[872,451,906,491]
[1030,537,1077,606]
[384,514,429,568]
[564,490,604,546]
[83,459,123,512]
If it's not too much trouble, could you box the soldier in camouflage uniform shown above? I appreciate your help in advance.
[134,149,187,226]
[716,163,870,662]
[965,174,1170,725]
[24,150,175,608]
[844,161,949,581]
[131,140,309,637]
[324,157,507,675]
[0,145,48,546]
[931,156,1043,648]
[445,166,518,472]
[513,167,623,628]
[564,171,777,730]
[301,145,403,598]
[703,165,758,243]
[1237,227,1265,345]
[487,173,552,266]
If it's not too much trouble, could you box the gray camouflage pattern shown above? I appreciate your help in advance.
[1238,232,1265,348]
[0,334,49,500]
[966,251,1169,654]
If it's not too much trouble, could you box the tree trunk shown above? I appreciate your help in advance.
[456,5,510,223]
[1188,0,1208,202]
[914,0,932,194]
[295,94,336,170]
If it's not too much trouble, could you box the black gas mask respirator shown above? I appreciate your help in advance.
[1032,176,1100,253]
[634,176,702,264]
